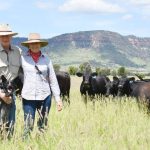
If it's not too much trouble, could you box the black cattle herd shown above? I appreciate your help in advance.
[1,67,150,106]
[76,67,150,110]
[1,65,150,132]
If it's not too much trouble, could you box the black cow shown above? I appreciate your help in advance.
[105,76,120,97]
[56,71,71,104]
[76,71,97,97]
[0,75,22,137]
[117,77,135,97]
[91,75,110,96]
[117,77,150,109]
[76,70,110,104]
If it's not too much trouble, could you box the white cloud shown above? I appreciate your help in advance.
[129,0,150,15]
[116,0,150,17]
[0,2,11,10]
[59,0,125,13]
[129,0,150,6]
[122,14,133,20]
[36,1,52,9]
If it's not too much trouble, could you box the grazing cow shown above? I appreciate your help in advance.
[91,75,110,96]
[105,76,120,97]
[76,67,110,104]
[56,71,71,104]
[117,77,150,109]
[76,71,96,97]
[0,75,22,135]
[117,76,135,97]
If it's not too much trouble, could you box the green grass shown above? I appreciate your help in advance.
[1,77,150,150]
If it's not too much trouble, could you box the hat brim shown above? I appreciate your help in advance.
[0,32,18,36]
[21,40,48,48]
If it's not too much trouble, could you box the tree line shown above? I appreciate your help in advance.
[53,63,149,77]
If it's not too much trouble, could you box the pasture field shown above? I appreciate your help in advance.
[1,76,150,150]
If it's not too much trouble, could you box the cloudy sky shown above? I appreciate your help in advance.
[0,0,150,38]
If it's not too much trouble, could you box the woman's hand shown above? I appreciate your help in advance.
[57,100,63,111]
[0,92,12,104]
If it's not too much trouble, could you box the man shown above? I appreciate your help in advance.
[0,24,21,137]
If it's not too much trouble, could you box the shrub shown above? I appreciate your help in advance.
[117,66,127,76]
[68,66,78,75]
[53,64,61,72]
[96,67,110,76]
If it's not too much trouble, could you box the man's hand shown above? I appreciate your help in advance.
[0,92,12,104]
[57,100,63,111]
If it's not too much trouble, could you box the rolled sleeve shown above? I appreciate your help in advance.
[48,60,61,102]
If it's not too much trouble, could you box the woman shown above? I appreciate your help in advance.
[21,33,62,137]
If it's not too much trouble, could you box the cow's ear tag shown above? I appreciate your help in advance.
[92,76,96,79]
[129,81,133,84]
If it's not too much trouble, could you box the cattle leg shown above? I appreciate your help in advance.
[92,97,96,111]
[90,94,95,111]
[67,92,70,105]
[81,94,88,107]
[62,94,70,106]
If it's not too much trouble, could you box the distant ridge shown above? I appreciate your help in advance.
[12,30,150,70]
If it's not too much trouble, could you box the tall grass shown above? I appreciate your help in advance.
[1,77,150,150]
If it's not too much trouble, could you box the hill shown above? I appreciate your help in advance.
[12,30,150,71]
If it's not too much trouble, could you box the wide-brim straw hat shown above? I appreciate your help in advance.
[21,33,48,48]
[0,24,18,36]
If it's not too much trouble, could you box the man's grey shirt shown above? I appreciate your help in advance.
[0,44,21,81]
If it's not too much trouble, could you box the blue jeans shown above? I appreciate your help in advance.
[7,93,16,137]
[22,95,51,134]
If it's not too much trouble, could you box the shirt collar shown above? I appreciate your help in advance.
[26,50,45,57]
